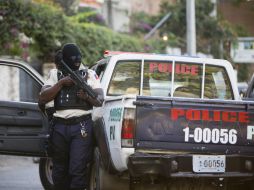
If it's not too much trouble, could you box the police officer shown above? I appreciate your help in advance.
[39,43,104,190]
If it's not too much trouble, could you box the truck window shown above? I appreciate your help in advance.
[173,62,202,98]
[204,65,233,100]
[143,61,172,97]
[0,65,41,102]
[107,61,141,96]
[143,61,202,98]
[92,58,109,80]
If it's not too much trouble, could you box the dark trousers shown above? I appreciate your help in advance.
[51,118,94,190]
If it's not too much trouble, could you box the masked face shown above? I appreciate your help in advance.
[62,43,82,71]
[69,54,82,70]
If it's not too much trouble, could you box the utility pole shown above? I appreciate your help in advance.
[186,0,196,56]
[107,0,113,29]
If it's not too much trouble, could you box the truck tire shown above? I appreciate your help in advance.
[90,147,128,190]
[39,158,54,190]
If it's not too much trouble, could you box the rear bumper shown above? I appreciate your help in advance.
[127,152,254,178]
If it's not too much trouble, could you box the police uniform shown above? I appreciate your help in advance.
[44,68,101,190]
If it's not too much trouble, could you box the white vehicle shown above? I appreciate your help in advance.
[0,53,254,190]
[89,51,254,190]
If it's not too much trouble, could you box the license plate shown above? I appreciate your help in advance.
[193,155,225,173]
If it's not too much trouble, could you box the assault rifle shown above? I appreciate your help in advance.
[60,60,98,100]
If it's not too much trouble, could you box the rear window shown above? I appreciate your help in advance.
[143,61,202,98]
[143,61,173,96]
[173,62,202,98]
[204,65,233,99]
[107,59,233,100]
[107,61,141,95]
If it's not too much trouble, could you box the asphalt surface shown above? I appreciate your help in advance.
[0,155,44,190]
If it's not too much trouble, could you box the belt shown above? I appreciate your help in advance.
[53,114,91,125]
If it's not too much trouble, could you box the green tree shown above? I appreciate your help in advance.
[70,23,143,65]
[0,0,71,62]
[70,11,106,26]
[129,12,156,35]
[158,0,237,58]
[129,11,182,54]
[0,0,144,66]
[54,0,79,15]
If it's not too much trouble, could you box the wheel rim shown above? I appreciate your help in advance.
[45,158,53,185]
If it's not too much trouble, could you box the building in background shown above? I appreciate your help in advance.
[101,0,131,32]
[130,0,174,16]
[79,1,254,62]
[79,0,103,10]
[80,0,175,32]
[230,37,254,64]
[218,0,254,81]
[218,0,254,36]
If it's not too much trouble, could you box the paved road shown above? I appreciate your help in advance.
[0,155,44,190]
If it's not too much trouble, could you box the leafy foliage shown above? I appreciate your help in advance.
[71,23,143,65]
[130,12,156,34]
[54,0,79,15]
[0,0,70,61]
[70,11,106,26]
[129,11,181,54]
[158,0,238,58]
[0,0,144,66]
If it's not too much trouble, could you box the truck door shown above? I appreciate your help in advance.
[0,60,48,157]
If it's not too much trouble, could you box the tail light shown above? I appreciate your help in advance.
[121,108,135,147]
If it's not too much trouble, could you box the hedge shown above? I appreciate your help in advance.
[69,23,143,66]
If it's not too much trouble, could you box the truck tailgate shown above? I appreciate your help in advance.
[134,96,254,154]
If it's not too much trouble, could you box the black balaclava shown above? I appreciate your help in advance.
[62,43,82,71]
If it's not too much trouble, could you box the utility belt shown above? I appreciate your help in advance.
[53,114,91,125]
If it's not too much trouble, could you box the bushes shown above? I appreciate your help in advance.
[0,0,70,61]
[70,11,106,26]
[0,0,144,65]
[71,23,143,66]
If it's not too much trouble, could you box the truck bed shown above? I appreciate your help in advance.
[134,96,254,155]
